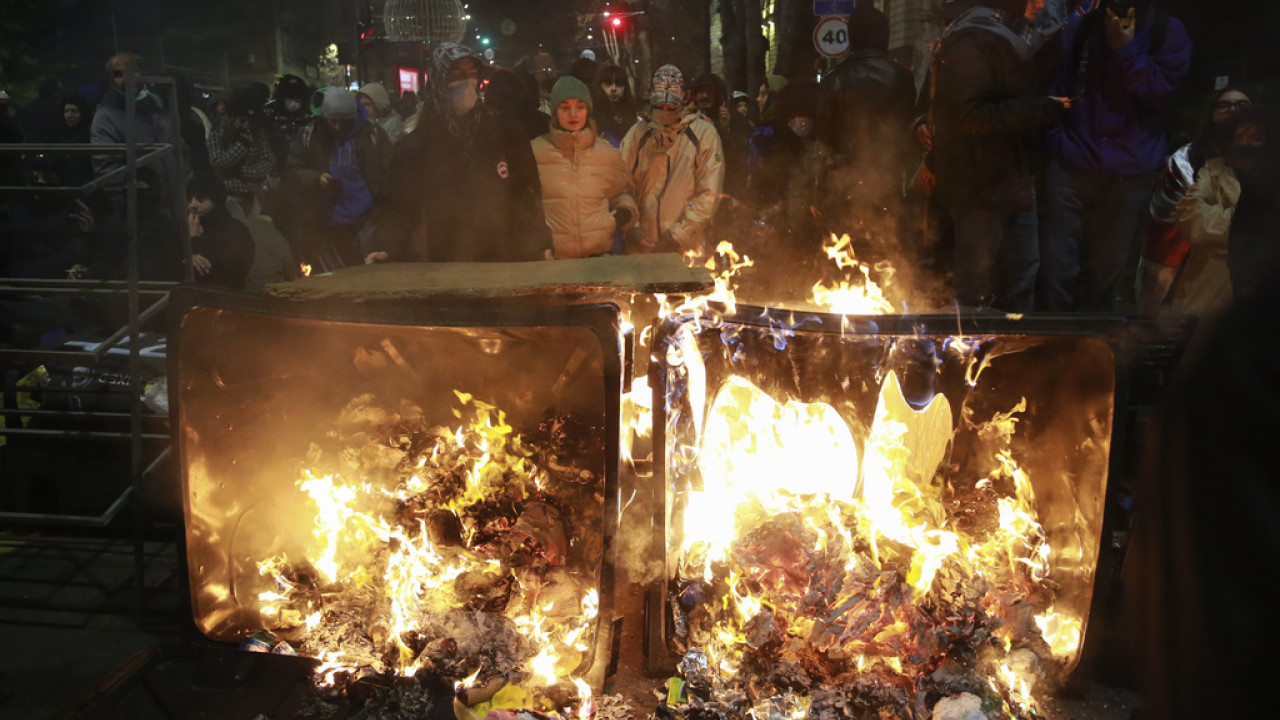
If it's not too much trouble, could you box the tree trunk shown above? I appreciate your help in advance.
[744,0,767,97]
[718,0,748,92]
[776,0,818,80]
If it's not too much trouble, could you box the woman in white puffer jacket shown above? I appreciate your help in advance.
[532,76,637,258]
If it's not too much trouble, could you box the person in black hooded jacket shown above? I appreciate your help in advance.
[818,6,917,250]
[367,43,552,264]
[926,0,1068,311]
[186,173,254,289]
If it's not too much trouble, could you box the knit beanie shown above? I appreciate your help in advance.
[550,76,593,114]
[320,87,357,120]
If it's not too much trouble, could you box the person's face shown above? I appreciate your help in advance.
[756,84,769,109]
[695,89,715,112]
[358,94,379,118]
[1212,90,1251,124]
[601,79,625,103]
[446,58,480,116]
[1233,123,1266,149]
[326,117,353,136]
[213,100,227,115]
[556,97,589,132]
[108,58,138,92]
[188,195,215,216]
[734,99,749,117]
[64,104,82,128]
[283,97,303,113]
[788,116,813,138]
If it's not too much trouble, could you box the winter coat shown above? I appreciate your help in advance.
[373,108,552,263]
[620,111,724,254]
[208,119,276,196]
[927,8,1063,210]
[532,122,637,259]
[284,113,393,217]
[819,49,917,170]
[1047,8,1192,176]
[90,88,184,215]
[190,206,255,289]
[1166,158,1238,316]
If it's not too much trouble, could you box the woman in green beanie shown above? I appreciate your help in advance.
[531,75,637,258]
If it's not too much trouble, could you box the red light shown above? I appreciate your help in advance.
[611,17,622,26]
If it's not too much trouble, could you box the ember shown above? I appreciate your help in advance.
[250,391,606,712]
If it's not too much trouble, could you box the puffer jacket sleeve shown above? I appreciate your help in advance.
[601,141,638,230]
[669,119,724,249]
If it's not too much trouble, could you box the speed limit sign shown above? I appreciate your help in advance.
[814,16,850,58]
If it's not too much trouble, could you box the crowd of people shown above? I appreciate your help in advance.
[0,0,1276,318]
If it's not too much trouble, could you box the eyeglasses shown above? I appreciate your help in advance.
[1214,100,1252,113]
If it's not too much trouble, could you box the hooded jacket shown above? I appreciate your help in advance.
[283,103,392,236]
[532,120,637,258]
[372,43,552,262]
[927,6,1063,209]
[619,109,724,254]
[191,205,255,289]
[90,87,184,214]
[359,83,406,143]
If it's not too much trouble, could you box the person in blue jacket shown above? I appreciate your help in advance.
[1037,0,1191,312]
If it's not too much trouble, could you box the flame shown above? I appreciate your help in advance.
[808,234,896,315]
[572,677,594,720]
[253,392,600,706]
[300,263,312,277]
[667,363,1077,716]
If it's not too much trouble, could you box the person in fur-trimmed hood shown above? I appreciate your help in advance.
[532,76,637,259]
[619,64,724,260]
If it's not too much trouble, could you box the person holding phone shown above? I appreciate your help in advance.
[1037,0,1193,312]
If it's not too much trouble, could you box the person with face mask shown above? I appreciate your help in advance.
[282,88,393,271]
[619,64,725,261]
[264,74,314,172]
[926,0,1070,313]
[1136,86,1252,315]
[357,83,405,144]
[531,76,637,259]
[367,43,552,263]
[1038,0,1192,311]
[208,86,277,216]
[89,51,187,281]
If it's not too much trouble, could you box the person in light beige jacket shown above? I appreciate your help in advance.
[532,76,637,259]
[1170,155,1240,317]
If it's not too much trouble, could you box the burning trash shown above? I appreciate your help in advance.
[239,390,607,716]
[649,304,1115,719]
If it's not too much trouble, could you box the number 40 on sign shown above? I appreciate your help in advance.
[814,16,851,58]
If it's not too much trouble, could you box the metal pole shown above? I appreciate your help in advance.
[124,66,147,626]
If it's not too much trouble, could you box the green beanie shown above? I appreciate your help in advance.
[550,76,593,114]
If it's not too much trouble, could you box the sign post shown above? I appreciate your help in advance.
[814,16,851,59]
